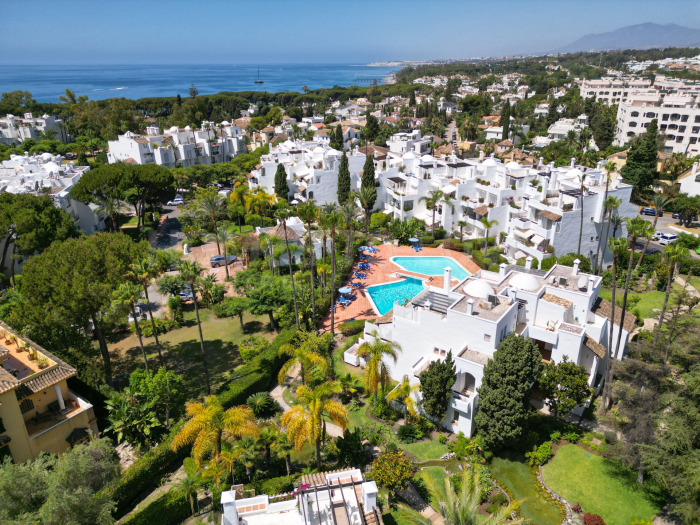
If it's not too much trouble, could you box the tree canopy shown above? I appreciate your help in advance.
[419,350,457,422]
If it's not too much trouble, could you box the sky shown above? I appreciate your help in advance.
[2,0,700,65]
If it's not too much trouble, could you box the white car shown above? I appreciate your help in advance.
[128,307,148,323]
[167,194,184,206]
[658,233,678,245]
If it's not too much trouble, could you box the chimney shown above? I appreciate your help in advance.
[597,160,603,170]
[588,276,595,293]
[539,156,544,166]
[573,258,581,275]
[479,150,484,160]
[557,192,564,208]
[443,267,452,293]
[541,177,549,198]
[499,263,507,278]
[511,288,518,304]
[525,256,533,270]
[466,298,475,315]
[361,481,378,512]
[570,157,576,168]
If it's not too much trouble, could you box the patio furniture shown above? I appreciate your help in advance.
[349,282,362,288]
[354,271,366,279]
[358,264,370,270]
[359,254,370,260]
[368,247,379,253]
[338,287,352,295]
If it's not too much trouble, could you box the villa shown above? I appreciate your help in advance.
[0,112,70,145]
[0,322,99,463]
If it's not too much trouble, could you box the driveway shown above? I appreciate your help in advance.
[635,211,700,259]
[152,204,185,250]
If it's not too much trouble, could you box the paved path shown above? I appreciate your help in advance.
[397,483,444,525]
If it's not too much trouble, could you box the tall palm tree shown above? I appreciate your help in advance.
[593,166,614,274]
[253,188,276,227]
[457,220,467,242]
[230,185,250,233]
[420,189,452,237]
[575,171,586,254]
[281,381,348,469]
[322,208,343,334]
[256,426,278,466]
[653,243,690,353]
[578,126,592,152]
[358,330,401,405]
[278,331,328,386]
[218,449,241,485]
[177,475,201,516]
[231,437,258,481]
[206,226,235,280]
[386,375,420,422]
[597,198,622,274]
[352,186,377,233]
[274,208,300,330]
[636,194,671,269]
[598,237,628,415]
[128,257,165,367]
[297,201,319,329]
[565,130,578,150]
[340,201,361,260]
[197,194,227,253]
[172,396,257,464]
[274,432,295,476]
[397,469,524,525]
[112,282,150,373]
[479,217,498,256]
[95,195,128,232]
[180,260,212,395]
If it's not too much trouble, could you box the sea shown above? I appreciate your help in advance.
[0,64,398,103]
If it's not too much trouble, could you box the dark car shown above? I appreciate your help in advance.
[672,212,698,221]
[210,254,237,268]
[640,207,662,217]
[168,260,184,272]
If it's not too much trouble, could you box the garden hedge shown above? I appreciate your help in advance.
[122,488,191,525]
[339,320,366,337]
[246,475,297,496]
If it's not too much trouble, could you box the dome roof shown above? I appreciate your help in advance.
[41,152,53,161]
[505,161,520,169]
[43,162,61,173]
[482,157,498,167]
[403,151,415,160]
[326,148,341,156]
[567,168,583,179]
[421,154,435,162]
[463,279,495,299]
[509,272,540,291]
[285,216,303,226]
[184,125,191,131]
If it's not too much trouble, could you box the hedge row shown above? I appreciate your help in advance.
[122,488,191,525]
[245,475,297,496]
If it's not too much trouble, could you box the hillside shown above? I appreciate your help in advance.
[555,23,700,53]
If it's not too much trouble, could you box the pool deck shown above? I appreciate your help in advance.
[320,244,481,332]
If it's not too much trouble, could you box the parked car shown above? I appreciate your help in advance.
[658,233,678,245]
[128,307,147,323]
[167,194,184,206]
[210,254,237,267]
[208,182,223,189]
[640,207,663,217]
[672,212,698,221]
[179,287,194,301]
[167,259,184,272]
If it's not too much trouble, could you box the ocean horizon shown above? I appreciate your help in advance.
[0,64,398,103]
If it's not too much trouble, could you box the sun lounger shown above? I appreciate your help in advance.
[349,282,362,288]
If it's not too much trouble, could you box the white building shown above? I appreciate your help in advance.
[577,77,652,106]
[352,259,634,437]
[677,162,700,196]
[107,124,246,168]
[547,115,589,141]
[255,217,329,267]
[386,130,432,155]
[0,113,69,145]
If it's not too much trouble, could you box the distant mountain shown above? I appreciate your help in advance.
[555,23,700,54]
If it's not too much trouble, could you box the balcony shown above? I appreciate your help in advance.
[450,390,475,415]
[25,390,94,440]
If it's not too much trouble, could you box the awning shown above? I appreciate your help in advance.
[516,229,536,239]
[415,210,437,225]
[539,210,562,221]
[442,186,456,194]
[388,176,405,183]
[473,205,489,216]
[531,234,545,245]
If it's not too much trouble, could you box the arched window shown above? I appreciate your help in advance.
[630,111,639,117]
[308,191,314,200]
[629,122,637,127]
[668,124,677,130]
[627,131,636,137]
[671,113,680,121]
[645,112,656,118]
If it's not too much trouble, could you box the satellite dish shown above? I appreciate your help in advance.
[578,275,588,289]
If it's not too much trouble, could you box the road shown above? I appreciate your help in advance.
[635,210,700,259]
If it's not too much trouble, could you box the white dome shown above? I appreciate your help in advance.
[184,125,191,131]
[285,216,303,226]
[403,151,415,160]
[41,152,53,161]
[421,154,435,162]
[463,279,495,299]
[505,161,520,169]
[326,148,341,156]
[482,158,498,167]
[221,120,230,126]
[567,168,583,179]
[509,272,540,291]
[43,162,61,173]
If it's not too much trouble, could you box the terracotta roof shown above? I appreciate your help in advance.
[66,427,89,446]
[375,310,393,325]
[608,150,628,159]
[0,368,20,395]
[246,173,255,179]
[542,293,573,309]
[497,139,513,147]
[123,158,138,164]
[315,129,330,136]
[162,135,174,143]
[657,151,669,160]
[591,297,636,332]
[584,334,606,359]
[262,126,275,133]
[473,204,489,216]
[266,223,300,241]
[539,210,562,221]
[134,138,149,144]
[298,469,359,488]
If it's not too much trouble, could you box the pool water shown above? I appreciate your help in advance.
[391,256,470,281]
[367,277,426,315]
[489,452,563,525]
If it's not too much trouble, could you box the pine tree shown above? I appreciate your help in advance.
[620,118,659,194]
[361,153,377,210]
[473,334,544,450]
[274,163,288,200]
[419,351,456,422]
[409,89,416,107]
[77,152,89,166]
[365,115,379,142]
[501,101,511,142]
[546,100,558,127]
[332,125,343,150]
[337,151,351,204]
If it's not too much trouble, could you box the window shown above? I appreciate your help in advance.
[667,135,676,140]
[668,124,678,130]
[645,112,656,118]
[20,398,34,414]
[693,127,700,134]
[433,348,439,354]
[680,126,687,133]
[682,115,689,122]
[629,122,637,128]
[690,137,698,144]
[556,221,561,233]
[677,136,683,143]
[631,111,639,117]
[591,237,594,241]
[671,114,680,121]
[662,114,669,121]
[484,334,491,342]
[695,116,700,123]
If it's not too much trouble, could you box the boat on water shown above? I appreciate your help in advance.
[254,68,263,84]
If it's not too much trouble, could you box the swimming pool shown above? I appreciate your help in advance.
[391,256,470,281]
[366,277,426,315]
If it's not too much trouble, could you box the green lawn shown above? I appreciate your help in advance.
[106,306,275,402]
[542,445,665,525]
[227,224,255,236]
[599,286,682,319]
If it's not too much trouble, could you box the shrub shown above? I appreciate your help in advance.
[246,475,295,496]
[131,317,180,337]
[550,431,562,444]
[339,320,366,337]
[488,264,500,272]
[244,213,261,226]
[246,391,275,418]
[370,212,391,230]
[434,228,447,240]
[438,434,447,444]
[397,424,423,444]
[525,441,554,466]
[583,513,606,525]
[604,431,618,444]
[443,239,461,251]
[239,335,270,362]
[122,488,191,525]
[419,236,434,245]
[491,493,507,506]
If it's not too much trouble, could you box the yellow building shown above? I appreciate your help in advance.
[0,322,99,463]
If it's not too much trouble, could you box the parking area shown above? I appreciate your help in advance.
[636,210,700,258]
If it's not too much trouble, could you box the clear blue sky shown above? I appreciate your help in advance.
[3,0,699,65]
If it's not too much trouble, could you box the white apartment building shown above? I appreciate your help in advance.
[352,259,634,437]
[678,161,700,196]
[0,113,69,145]
[386,130,432,155]
[577,77,652,106]
[547,114,589,141]
[107,123,246,168]
[615,93,700,156]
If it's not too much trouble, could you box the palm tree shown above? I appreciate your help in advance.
[95,195,128,232]
[281,381,348,469]
[386,375,420,422]
[256,426,278,466]
[578,126,592,151]
[597,198,622,274]
[230,186,249,233]
[218,449,241,485]
[180,260,212,395]
[564,130,578,150]
[274,208,300,330]
[358,331,401,405]
[636,194,671,269]
[253,188,276,227]
[297,201,319,329]
[111,282,150,373]
[172,396,257,464]
[231,437,258,481]
[352,186,376,233]
[128,257,165,367]
[208,226,236,281]
[340,201,361,260]
[479,217,498,256]
[457,220,467,242]
[593,166,615,273]
[598,237,628,416]
[338,372,361,398]
[197,194,227,253]
[278,331,328,386]
[322,208,343,334]
[666,152,692,183]
[274,432,295,476]
[177,475,201,516]
[575,171,586,254]
[397,469,524,525]
[201,460,225,494]
[653,243,690,354]
[420,189,452,237]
